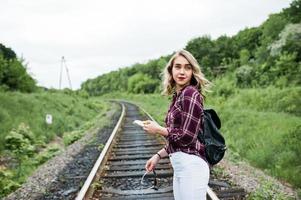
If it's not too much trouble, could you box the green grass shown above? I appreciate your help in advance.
[102,85,301,190]
[220,108,300,187]
[0,90,117,197]
[220,86,301,116]
[0,91,107,151]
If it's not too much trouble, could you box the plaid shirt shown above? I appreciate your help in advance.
[164,85,206,160]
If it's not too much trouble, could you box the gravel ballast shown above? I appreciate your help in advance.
[4,104,121,200]
[218,156,297,199]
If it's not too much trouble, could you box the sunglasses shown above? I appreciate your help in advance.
[140,170,158,190]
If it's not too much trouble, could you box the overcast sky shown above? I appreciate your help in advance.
[0,0,292,89]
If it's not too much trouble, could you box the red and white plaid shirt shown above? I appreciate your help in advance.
[164,85,206,160]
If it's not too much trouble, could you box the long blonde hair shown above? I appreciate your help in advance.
[161,49,212,97]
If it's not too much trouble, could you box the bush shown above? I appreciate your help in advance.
[128,73,158,93]
[212,75,236,98]
[4,123,35,156]
[272,52,300,86]
[239,49,251,65]
[0,166,20,198]
[35,144,61,165]
[235,65,256,88]
[63,131,83,146]
[77,90,89,99]
[4,123,36,180]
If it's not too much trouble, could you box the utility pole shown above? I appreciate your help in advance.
[59,56,72,90]
[59,57,63,89]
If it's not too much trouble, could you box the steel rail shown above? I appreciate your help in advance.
[75,100,220,200]
[75,103,125,200]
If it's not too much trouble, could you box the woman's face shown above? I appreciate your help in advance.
[172,55,193,90]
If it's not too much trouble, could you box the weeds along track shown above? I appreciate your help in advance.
[76,101,247,200]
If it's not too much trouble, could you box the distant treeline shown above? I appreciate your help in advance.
[81,0,301,96]
[0,44,36,92]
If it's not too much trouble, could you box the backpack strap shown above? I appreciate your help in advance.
[204,109,221,129]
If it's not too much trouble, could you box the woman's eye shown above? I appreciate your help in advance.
[185,65,192,70]
[174,65,181,69]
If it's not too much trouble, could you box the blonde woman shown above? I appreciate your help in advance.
[143,49,211,200]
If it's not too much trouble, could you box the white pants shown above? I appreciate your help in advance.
[169,152,209,200]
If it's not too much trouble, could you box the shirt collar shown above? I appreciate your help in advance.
[173,84,195,97]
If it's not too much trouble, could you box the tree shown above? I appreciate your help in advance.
[0,44,16,60]
[0,44,36,92]
[128,73,158,93]
[271,52,300,86]
[185,36,219,77]
[234,27,262,56]
[0,55,36,92]
[260,13,288,46]
[283,0,301,23]
[215,35,238,61]
[282,30,301,61]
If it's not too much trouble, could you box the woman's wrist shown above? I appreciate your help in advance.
[157,126,168,136]
[153,153,160,161]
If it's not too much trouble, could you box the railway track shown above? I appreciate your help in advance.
[76,101,247,200]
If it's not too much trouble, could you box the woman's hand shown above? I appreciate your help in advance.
[143,120,163,135]
[145,154,160,172]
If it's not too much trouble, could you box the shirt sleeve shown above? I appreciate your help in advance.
[163,143,169,154]
[166,88,203,147]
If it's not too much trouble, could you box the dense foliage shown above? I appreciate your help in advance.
[81,1,301,95]
[0,44,36,92]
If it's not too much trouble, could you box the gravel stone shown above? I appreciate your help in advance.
[218,157,297,199]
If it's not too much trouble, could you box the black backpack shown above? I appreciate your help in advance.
[198,109,227,165]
